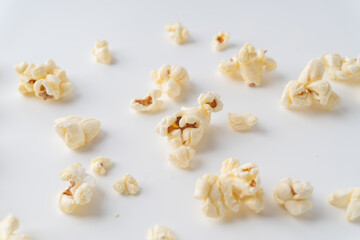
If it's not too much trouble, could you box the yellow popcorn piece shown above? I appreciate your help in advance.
[91,156,111,175]
[92,40,112,64]
[147,225,177,240]
[328,187,360,222]
[130,89,164,112]
[165,22,189,45]
[322,53,360,82]
[212,31,230,51]
[228,112,257,132]
[0,215,31,240]
[113,174,140,196]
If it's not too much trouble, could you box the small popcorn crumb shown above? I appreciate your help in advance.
[92,40,112,64]
[228,112,257,131]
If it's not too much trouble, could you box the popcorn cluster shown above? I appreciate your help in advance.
[273,178,313,216]
[165,22,189,45]
[14,59,72,101]
[147,225,177,240]
[212,31,230,51]
[322,53,360,82]
[92,40,112,64]
[0,214,31,240]
[328,187,360,222]
[157,92,223,168]
[57,163,96,214]
[54,116,101,150]
[228,112,257,132]
[113,174,140,196]
[218,42,277,87]
[281,59,341,110]
[194,157,264,218]
[91,156,111,176]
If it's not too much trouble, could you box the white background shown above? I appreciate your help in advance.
[0,0,359,239]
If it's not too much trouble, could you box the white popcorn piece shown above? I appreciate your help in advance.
[92,40,112,64]
[113,174,140,196]
[212,31,230,51]
[0,215,31,240]
[157,92,223,168]
[328,187,360,222]
[165,22,189,45]
[91,156,111,175]
[14,59,73,101]
[147,225,177,240]
[273,177,313,216]
[194,157,264,218]
[54,116,101,150]
[322,53,360,82]
[130,89,164,112]
[228,112,257,132]
[218,42,277,87]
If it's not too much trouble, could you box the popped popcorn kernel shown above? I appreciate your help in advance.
[130,89,164,112]
[328,187,360,222]
[212,31,230,51]
[228,112,257,131]
[92,40,112,64]
[197,92,224,113]
[113,174,140,196]
[91,156,111,175]
[165,22,189,45]
[147,225,177,240]
[0,215,31,240]
[168,145,196,169]
[322,53,360,82]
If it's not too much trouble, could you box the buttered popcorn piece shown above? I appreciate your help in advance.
[91,156,111,175]
[328,187,360,222]
[54,116,101,150]
[212,31,230,51]
[322,53,360,82]
[113,174,140,196]
[273,178,313,216]
[92,40,112,64]
[228,112,257,131]
[0,215,31,240]
[147,225,177,240]
[165,22,189,45]
[14,59,73,101]
[168,145,196,169]
[130,89,164,112]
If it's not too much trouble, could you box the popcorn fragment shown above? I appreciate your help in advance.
[165,22,189,45]
[147,225,177,240]
[92,40,112,64]
[322,53,360,82]
[157,92,223,168]
[0,215,31,240]
[273,177,313,216]
[91,156,111,175]
[130,89,164,112]
[212,31,230,51]
[218,42,277,86]
[113,174,140,196]
[228,112,257,131]
[328,187,360,222]
[194,157,264,218]
[54,116,101,150]
[14,59,73,101]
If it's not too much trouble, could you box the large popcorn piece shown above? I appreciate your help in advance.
[218,42,277,87]
[273,178,313,216]
[165,22,189,45]
[54,116,101,150]
[322,53,360,82]
[14,59,73,101]
[157,92,223,169]
[113,174,140,196]
[228,112,257,132]
[0,215,31,240]
[328,187,360,222]
[130,89,164,112]
[91,156,111,176]
[147,225,177,240]
[57,163,95,214]
[92,40,112,64]
[194,157,264,218]
[281,59,341,110]
[212,31,230,52]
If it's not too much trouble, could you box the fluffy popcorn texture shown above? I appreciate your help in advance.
[165,22,189,45]
[218,42,277,87]
[130,89,164,112]
[281,59,341,110]
[157,92,223,169]
[113,174,140,196]
[92,40,112,64]
[194,157,264,218]
[58,163,95,214]
[147,225,177,240]
[14,59,72,101]
[91,156,111,175]
[54,116,101,150]
[273,177,313,216]
[328,187,360,222]
[322,53,360,82]
[212,31,230,51]
[228,112,257,131]
[0,215,31,240]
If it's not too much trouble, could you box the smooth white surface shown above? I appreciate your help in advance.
[0,0,360,239]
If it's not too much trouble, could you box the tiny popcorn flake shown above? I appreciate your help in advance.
[322,53,360,82]
[328,187,360,222]
[91,156,111,175]
[147,225,177,240]
[212,31,230,51]
[92,40,112,64]
[130,89,164,112]
[0,215,31,240]
[228,112,257,132]
[113,174,140,196]
[165,22,189,45]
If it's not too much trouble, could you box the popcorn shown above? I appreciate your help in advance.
[322,53,360,82]
[58,163,95,214]
[212,31,230,51]
[228,112,257,131]
[194,157,264,218]
[157,92,223,168]
[0,215,31,240]
[147,225,177,240]
[218,42,277,86]
[113,174,140,196]
[91,156,111,175]
[165,22,189,45]
[273,177,313,216]
[130,89,164,112]
[14,59,73,101]
[92,40,112,64]
[54,116,101,150]
[281,59,341,110]
[328,187,360,222]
